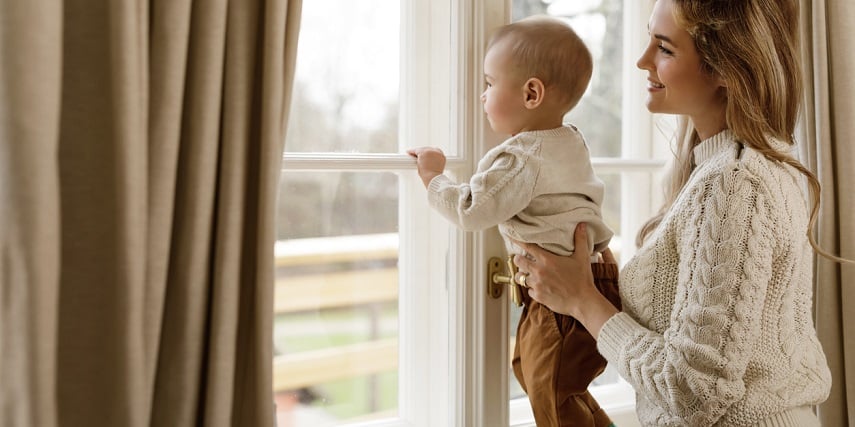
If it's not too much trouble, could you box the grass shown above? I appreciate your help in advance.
[310,371,398,420]
[274,303,399,421]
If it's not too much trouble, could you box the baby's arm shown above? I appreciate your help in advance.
[407,147,446,188]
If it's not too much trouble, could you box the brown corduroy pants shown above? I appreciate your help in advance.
[512,262,621,427]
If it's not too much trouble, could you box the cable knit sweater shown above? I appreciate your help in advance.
[597,130,832,426]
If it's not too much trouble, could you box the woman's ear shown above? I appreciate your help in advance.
[523,78,545,109]
[716,75,728,99]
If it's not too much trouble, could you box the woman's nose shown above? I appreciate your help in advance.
[637,46,653,70]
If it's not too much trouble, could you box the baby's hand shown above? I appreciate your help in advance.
[407,147,447,172]
[407,147,446,187]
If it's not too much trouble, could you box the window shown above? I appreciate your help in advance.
[274,1,665,426]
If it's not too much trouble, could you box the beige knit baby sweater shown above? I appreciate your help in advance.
[427,125,612,256]
[597,130,831,426]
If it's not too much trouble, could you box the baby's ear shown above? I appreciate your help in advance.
[523,78,545,109]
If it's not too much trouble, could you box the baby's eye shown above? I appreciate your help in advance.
[485,81,492,88]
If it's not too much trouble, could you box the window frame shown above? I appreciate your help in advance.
[278,0,666,425]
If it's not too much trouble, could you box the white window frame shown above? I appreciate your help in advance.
[280,0,666,426]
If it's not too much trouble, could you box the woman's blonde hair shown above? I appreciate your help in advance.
[637,0,848,263]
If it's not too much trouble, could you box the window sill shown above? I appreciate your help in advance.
[509,380,639,427]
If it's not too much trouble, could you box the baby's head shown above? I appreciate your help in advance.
[487,16,593,115]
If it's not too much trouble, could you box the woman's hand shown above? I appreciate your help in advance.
[513,223,619,339]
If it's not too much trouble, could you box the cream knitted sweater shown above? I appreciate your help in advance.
[597,131,831,426]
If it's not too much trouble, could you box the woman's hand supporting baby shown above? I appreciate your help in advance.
[512,223,620,339]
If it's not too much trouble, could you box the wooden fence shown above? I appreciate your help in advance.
[273,233,399,392]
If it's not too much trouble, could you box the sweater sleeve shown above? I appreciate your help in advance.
[598,165,774,425]
[426,147,536,231]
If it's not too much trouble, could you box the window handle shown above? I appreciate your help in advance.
[488,256,523,306]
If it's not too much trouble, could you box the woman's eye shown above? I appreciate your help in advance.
[657,43,673,55]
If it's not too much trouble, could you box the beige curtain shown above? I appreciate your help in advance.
[0,0,302,426]
[798,0,855,425]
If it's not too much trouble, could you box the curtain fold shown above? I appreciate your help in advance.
[798,0,855,425]
[0,0,302,425]
[0,1,63,426]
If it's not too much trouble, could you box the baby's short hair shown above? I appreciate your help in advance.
[487,16,593,113]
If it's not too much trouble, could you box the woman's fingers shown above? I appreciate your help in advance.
[602,248,617,264]
[573,223,590,260]
[515,271,529,287]
[511,239,538,269]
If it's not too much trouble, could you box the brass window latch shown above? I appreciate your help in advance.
[487,256,523,306]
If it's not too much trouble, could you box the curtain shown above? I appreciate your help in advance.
[0,0,302,425]
[798,0,855,425]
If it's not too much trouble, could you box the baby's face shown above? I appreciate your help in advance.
[481,41,529,136]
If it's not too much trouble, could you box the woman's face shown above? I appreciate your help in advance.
[637,0,726,134]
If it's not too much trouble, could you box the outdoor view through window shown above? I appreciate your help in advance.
[274,0,624,425]
[274,1,401,425]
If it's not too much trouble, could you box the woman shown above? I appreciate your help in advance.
[512,0,835,425]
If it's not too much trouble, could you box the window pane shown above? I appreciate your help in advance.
[274,171,400,426]
[285,0,400,154]
[512,0,623,157]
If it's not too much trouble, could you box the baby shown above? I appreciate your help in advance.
[408,16,619,427]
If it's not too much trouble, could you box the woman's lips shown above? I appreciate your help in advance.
[647,79,665,90]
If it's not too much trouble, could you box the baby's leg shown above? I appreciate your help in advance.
[511,262,620,427]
